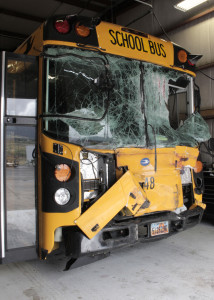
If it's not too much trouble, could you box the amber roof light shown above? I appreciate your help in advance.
[177,49,188,64]
[75,22,90,37]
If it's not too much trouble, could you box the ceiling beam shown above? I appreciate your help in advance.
[0,30,27,40]
[97,0,149,23]
[117,0,146,15]
[97,0,129,19]
[156,6,214,37]
[0,8,45,23]
[56,0,104,12]
[93,0,112,5]
[197,62,214,71]
[200,109,214,120]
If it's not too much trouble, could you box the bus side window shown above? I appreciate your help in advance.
[168,92,188,130]
[6,59,37,117]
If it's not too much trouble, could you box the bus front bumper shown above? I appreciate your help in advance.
[63,206,204,258]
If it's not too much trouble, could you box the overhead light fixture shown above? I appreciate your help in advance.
[174,0,208,12]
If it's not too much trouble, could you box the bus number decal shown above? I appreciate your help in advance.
[144,177,155,190]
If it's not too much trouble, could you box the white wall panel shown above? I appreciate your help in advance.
[168,13,214,67]
[195,67,214,109]
[168,13,214,150]
[201,119,214,165]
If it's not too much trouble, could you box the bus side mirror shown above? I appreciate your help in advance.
[208,138,214,151]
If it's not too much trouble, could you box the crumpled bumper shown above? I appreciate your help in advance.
[64,206,204,258]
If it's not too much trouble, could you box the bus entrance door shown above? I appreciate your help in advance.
[0,52,38,263]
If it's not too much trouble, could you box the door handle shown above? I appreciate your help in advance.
[6,117,16,124]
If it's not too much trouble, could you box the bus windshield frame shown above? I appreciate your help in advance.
[42,46,210,149]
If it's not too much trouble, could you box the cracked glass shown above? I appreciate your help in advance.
[43,47,210,149]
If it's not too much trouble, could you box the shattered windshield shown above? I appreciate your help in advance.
[43,47,210,149]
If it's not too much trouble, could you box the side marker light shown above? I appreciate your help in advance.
[194,160,203,173]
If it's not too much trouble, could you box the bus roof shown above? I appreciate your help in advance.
[15,15,200,76]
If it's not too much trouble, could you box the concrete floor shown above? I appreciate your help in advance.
[0,219,214,300]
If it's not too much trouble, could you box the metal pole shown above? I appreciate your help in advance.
[188,76,194,115]
[1,51,6,258]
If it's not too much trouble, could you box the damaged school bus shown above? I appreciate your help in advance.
[0,15,210,267]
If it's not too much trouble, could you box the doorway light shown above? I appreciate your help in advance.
[174,0,208,12]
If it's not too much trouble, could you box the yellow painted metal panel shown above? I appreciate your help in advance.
[75,171,146,239]
[116,147,176,173]
[134,170,183,217]
[96,22,173,69]
[15,25,44,56]
[175,146,199,168]
[38,134,82,253]
[115,146,200,217]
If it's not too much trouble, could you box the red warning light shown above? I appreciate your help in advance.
[55,19,70,34]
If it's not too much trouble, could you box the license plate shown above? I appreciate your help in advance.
[151,221,169,236]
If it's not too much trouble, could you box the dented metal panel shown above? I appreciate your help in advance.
[75,171,146,239]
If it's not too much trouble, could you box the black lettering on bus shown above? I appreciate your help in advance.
[160,44,166,57]
[148,41,155,54]
[116,31,123,46]
[109,29,117,45]
[128,34,135,49]
[141,38,148,53]
[135,36,142,51]
[154,42,161,56]
[122,33,130,48]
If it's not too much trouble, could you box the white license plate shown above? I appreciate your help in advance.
[151,221,169,237]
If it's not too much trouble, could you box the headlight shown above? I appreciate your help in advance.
[180,167,192,184]
[54,188,70,205]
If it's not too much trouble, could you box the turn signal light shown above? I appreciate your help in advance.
[55,19,70,34]
[194,160,203,173]
[55,164,71,182]
[75,21,90,37]
[177,49,188,64]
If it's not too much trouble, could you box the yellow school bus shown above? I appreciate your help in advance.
[0,15,210,268]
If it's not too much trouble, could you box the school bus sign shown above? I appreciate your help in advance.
[96,22,174,68]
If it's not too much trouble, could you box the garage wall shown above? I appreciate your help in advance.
[166,12,214,165]
[166,12,214,113]
[167,12,214,67]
